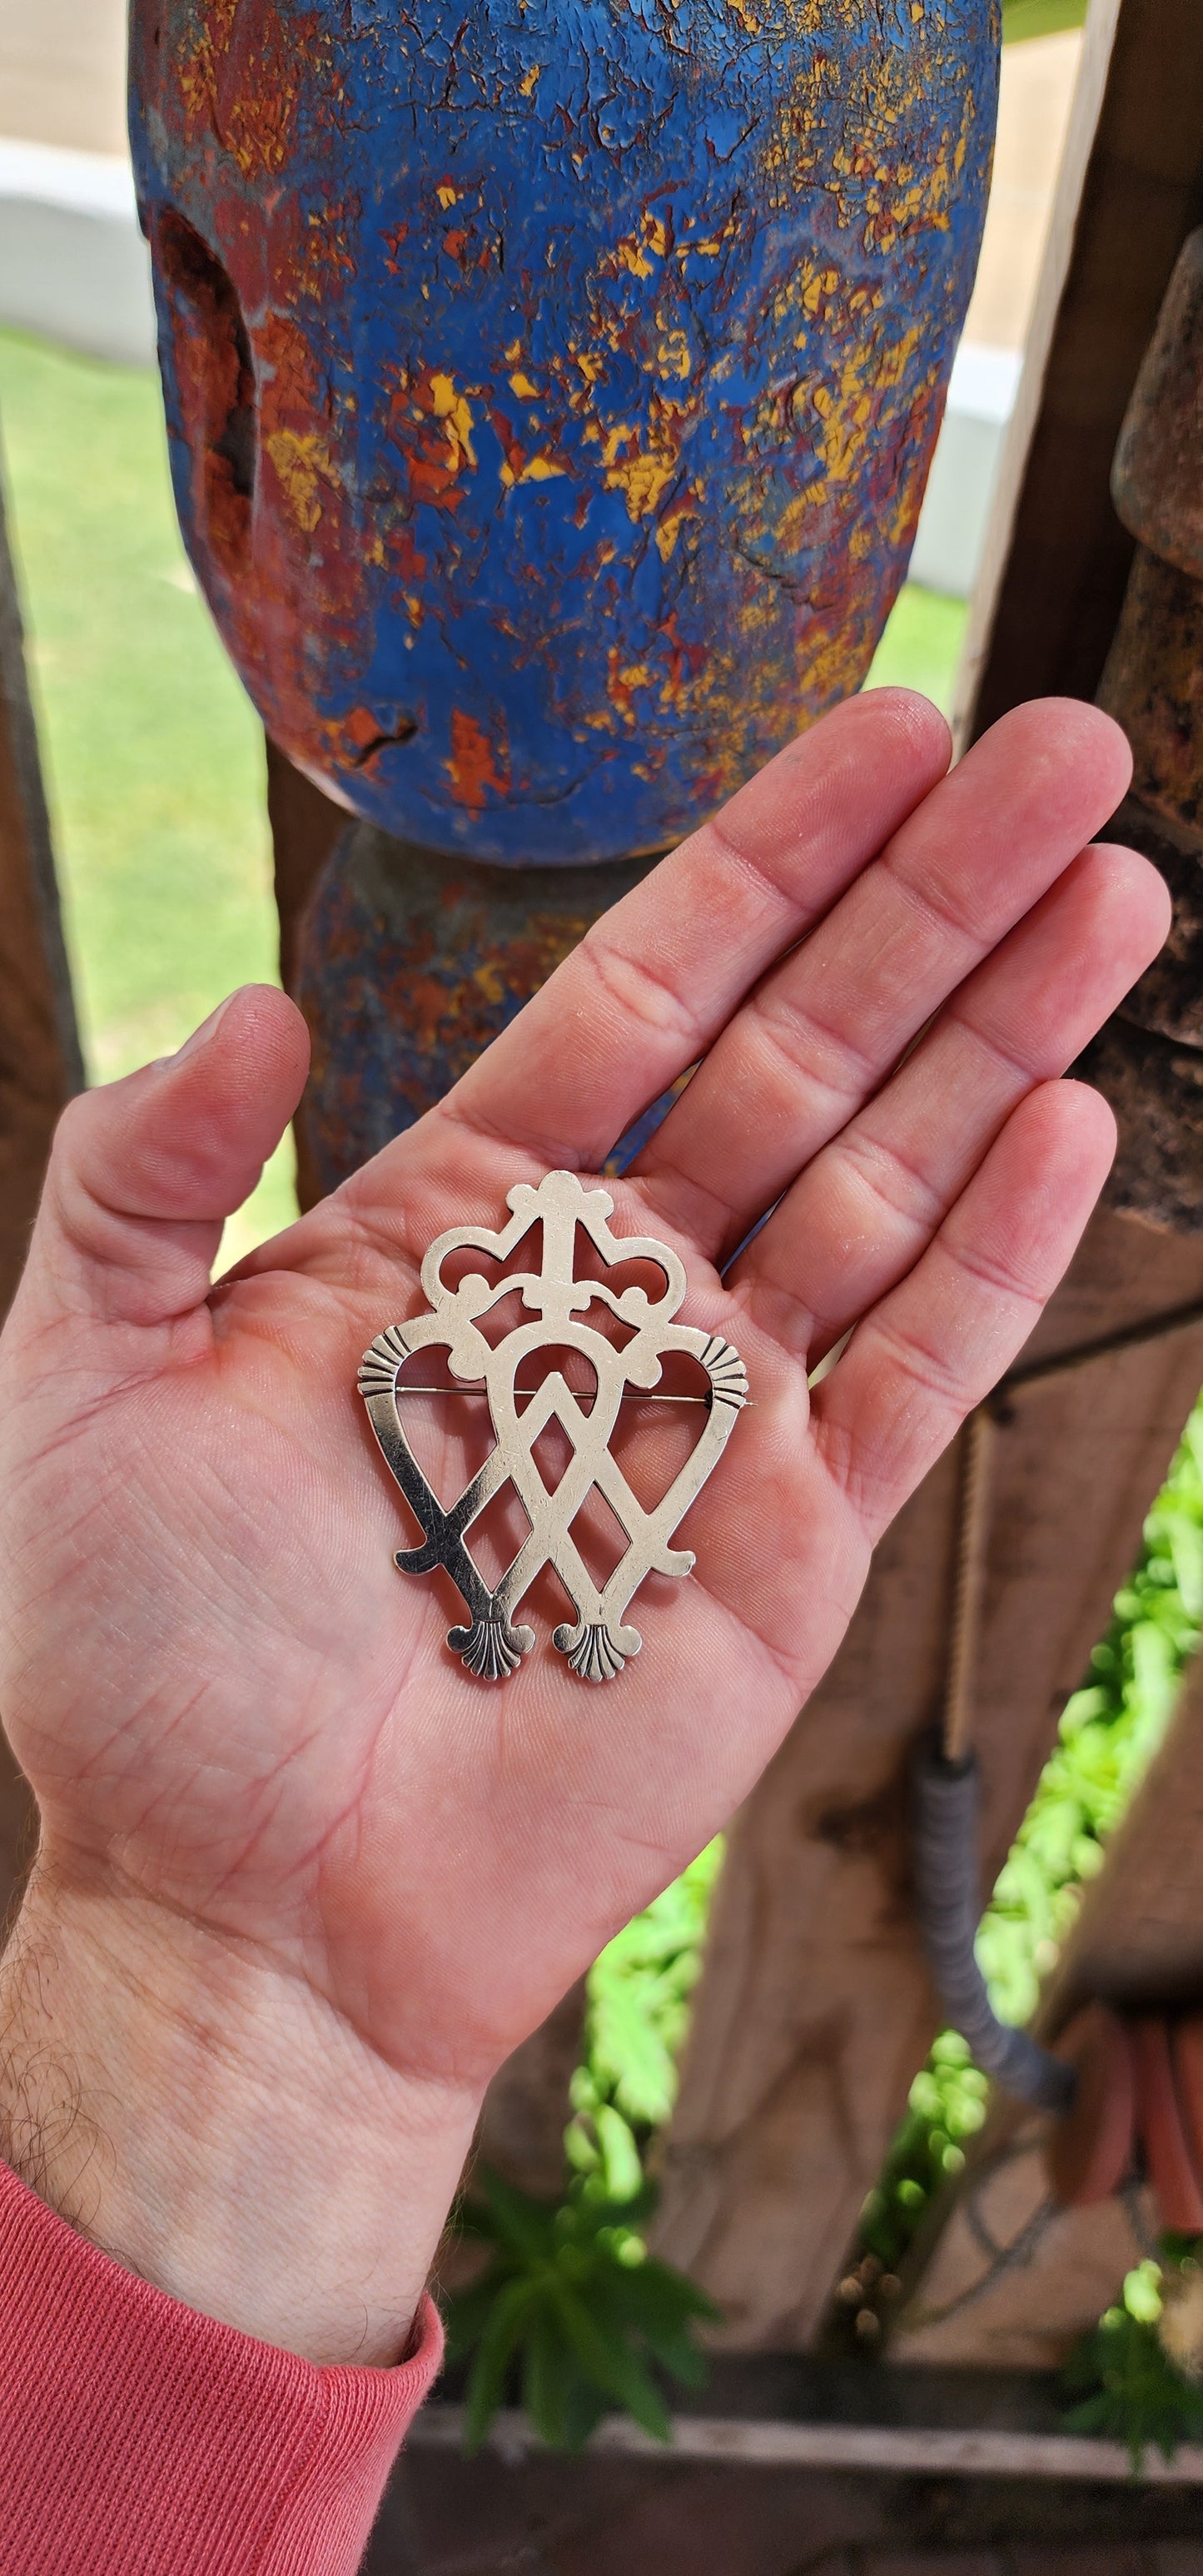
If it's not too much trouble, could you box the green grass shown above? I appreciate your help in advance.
[0,328,293,1261]
[1002,0,1086,37]
[867,582,967,719]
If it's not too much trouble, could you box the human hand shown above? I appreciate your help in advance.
[0,692,1166,2362]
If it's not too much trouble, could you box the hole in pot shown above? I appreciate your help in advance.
[152,209,256,580]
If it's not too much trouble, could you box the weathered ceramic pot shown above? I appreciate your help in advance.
[129,0,998,867]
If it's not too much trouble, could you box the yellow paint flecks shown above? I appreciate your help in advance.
[519,454,566,481]
[654,508,690,562]
[509,370,540,399]
[616,238,655,281]
[804,266,839,316]
[430,371,478,470]
[614,210,670,280]
[607,654,654,728]
[586,396,689,523]
[519,63,541,95]
[656,331,691,382]
[435,182,459,209]
[264,430,337,533]
[604,443,676,520]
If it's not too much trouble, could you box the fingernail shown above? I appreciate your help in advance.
[162,992,240,1068]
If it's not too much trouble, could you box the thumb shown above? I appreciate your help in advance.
[17,987,311,1333]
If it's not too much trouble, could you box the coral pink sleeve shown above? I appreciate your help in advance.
[0,2156,443,2574]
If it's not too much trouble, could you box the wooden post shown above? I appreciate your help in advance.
[889,1637,1203,2372]
[0,460,82,1295]
[263,737,348,1211]
[0,438,83,1923]
[1046,1647,1203,2031]
[654,0,1203,2352]
[956,0,1203,746]
[654,1211,1203,2346]
[887,2099,1153,2371]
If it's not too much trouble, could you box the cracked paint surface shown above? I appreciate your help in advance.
[131,0,997,865]
[296,828,674,1187]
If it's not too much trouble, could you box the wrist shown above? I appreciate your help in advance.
[0,1866,480,2365]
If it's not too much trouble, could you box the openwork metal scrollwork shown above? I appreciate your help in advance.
[359,1170,748,1682]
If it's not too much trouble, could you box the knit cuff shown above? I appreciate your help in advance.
[0,2154,443,2575]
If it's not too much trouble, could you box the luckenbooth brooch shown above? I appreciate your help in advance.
[358,1170,748,1682]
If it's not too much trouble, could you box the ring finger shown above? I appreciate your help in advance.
[727,841,1168,1361]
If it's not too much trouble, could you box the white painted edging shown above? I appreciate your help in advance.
[0,138,155,367]
[910,341,1023,601]
[409,2405,1203,2484]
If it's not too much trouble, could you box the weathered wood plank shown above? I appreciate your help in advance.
[0,460,82,1308]
[475,1980,588,2201]
[891,1638,1203,2369]
[1048,1640,1203,2026]
[956,0,1203,748]
[654,1209,1203,2350]
[889,2101,1152,2371]
[264,736,348,1211]
[0,440,82,1926]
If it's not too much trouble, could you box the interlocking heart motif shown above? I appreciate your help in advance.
[359,1170,748,1681]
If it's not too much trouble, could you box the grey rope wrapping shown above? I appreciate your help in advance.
[912,1733,1076,2116]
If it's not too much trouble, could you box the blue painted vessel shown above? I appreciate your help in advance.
[130,0,998,868]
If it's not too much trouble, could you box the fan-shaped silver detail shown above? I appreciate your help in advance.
[554,1621,629,1684]
[698,1335,750,1410]
[449,1614,532,1682]
[357,1322,415,1400]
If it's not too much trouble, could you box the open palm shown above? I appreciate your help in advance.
[0,690,1166,2344]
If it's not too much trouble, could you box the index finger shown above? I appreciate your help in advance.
[436,689,951,1167]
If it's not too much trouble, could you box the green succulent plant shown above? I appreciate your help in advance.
[445,2167,718,2454]
[1063,2255,1203,2469]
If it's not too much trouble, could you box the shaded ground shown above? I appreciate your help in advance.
[371,2454,1202,2576]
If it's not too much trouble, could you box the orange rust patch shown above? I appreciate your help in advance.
[344,705,386,752]
[446,709,510,811]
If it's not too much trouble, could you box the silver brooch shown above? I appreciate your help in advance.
[359,1169,748,1682]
